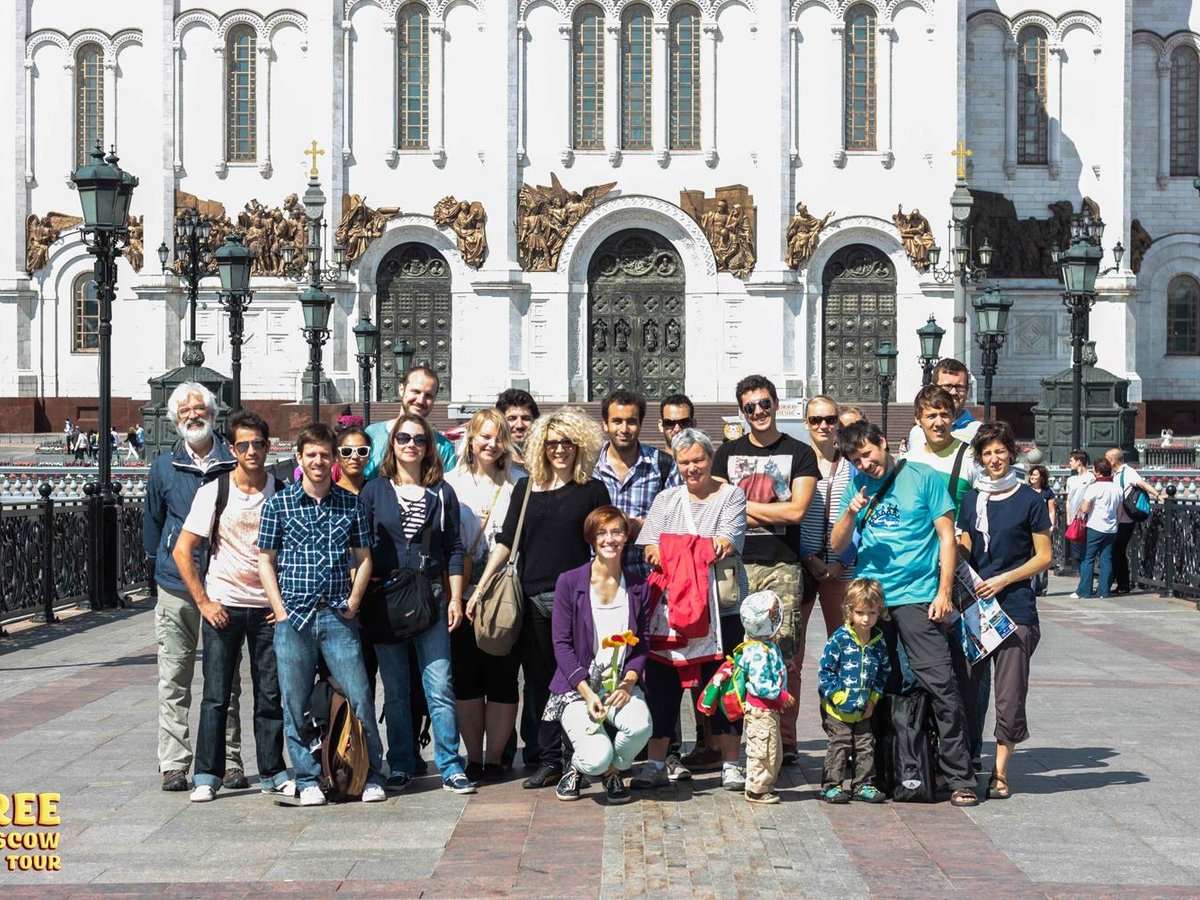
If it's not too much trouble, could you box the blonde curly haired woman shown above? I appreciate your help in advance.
[470,406,609,789]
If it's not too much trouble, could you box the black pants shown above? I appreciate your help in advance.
[821,708,875,790]
[884,604,975,791]
[518,592,561,771]
[1112,521,1136,593]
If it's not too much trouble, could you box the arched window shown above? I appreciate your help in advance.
[1167,275,1200,356]
[1017,26,1048,165]
[75,43,104,167]
[573,4,605,150]
[669,5,700,150]
[72,274,99,353]
[1171,46,1199,177]
[621,6,652,150]
[226,26,257,162]
[844,5,876,151]
[397,4,429,149]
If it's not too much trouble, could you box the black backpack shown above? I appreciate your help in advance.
[874,692,937,803]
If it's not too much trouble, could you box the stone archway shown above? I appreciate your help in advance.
[821,244,897,403]
[587,229,685,401]
[375,243,452,400]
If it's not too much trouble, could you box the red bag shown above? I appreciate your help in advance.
[1064,515,1087,545]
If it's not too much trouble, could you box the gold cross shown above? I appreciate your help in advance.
[951,139,973,180]
[303,140,325,178]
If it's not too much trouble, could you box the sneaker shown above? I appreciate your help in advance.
[854,784,886,804]
[385,773,411,792]
[361,783,386,803]
[745,790,781,805]
[604,771,632,805]
[262,779,296,797]
[465,761,485,783]
[781,747,799,766]
[629,762,668,790]
[222,768,249,790]
[522,764,562,789]
[721,765,747,792]
[665,754,692,782]
[299,786,327,806]
[680,744,722,773]
[555,768,581,801]
[1069,592,1081,599]
[189,784,216,803]
[481,763,505,783]
[161,770,189,792]
[443,773,478,795]
[822,786,851,804]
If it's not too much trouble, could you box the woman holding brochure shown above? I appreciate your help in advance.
[955,422,1052,801]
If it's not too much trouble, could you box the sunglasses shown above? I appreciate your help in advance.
[742,398,773,417]
[544,438,576,452]
[393,433,429,446]
[338,445,371,458]
[233,439,267,453]
[807,415,839,427]
[938,383,968,394]
[662,418,693,430]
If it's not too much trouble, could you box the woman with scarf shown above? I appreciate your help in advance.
[955,422,1052,800]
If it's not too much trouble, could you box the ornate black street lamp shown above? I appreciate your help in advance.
[159,207,215,366]
[917,314,946,386]
[874,341,898,437]
[393,339,414,398]
[300,286,333,425]
[73,142,137,610]
[972,286,1013,423]
[353,315,380,426]
[214,234,257,413]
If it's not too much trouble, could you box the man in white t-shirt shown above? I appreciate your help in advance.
[1106,447,1162,594]
[902,385,981,516]
[172,409,289,802]
[1062,450,1095,575]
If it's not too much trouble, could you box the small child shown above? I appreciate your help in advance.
[817,578,891,804]
[739,590,795,805]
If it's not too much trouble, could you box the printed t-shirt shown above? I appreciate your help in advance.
[902,438,980,514]
[712,433,818,565]
[182,474,277,607]
[839,460,954,608]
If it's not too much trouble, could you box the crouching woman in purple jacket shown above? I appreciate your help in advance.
[546,506,653,805]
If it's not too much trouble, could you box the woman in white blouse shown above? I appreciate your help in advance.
[1073,457,1124,599]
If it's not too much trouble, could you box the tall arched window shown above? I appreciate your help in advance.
[669,5,700,150]
[397,4,429,149]
[573,4,605,150]
[844,5,876,151]
[1171,46,1199,177]
[72,274,99,353]
[75,43,104,167]
[1167,275,1200,356]
[621,6,652,149]
[226,26,257,162]
[1017,26,1048,165]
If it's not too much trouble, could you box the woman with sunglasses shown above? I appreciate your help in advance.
[444,408,522,783]
[359,414,475,795]
[470,406,609,789]
[335,427,371,494]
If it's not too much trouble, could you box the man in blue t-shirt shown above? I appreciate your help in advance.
[830,420,979,806]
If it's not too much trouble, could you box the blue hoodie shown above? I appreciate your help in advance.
[817,624,890,723]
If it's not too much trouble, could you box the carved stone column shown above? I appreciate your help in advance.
[103,55,117,154]
[1046,42,1062,180]
[256,41,273,176]
[341,20,352,160]
[172,40,183,174]
[604,21,621,165]
[62,60,75,185]
[430,19,446,166]
[701,19,718,167]
[516,20,528,164]
[559,20,573,166]
[1157,55,1171,189]
[23,57,34,183]
[385,22,399,164]
[830,23,846,168]
[652,20,668,166]
[877,22,894,167]
[213,43,227,177]
[788,23,800,164]
[1003,39,1017,178]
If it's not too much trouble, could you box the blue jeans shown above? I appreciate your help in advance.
[374,583,465,779]
[194,607,287,791]
[274,607,384,790]
[1077,529,1116,598]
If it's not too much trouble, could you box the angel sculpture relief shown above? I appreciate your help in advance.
[517,173,616,271]
[336,194,401,267]
[785,203,833,270]
[893,205,935,272]
[433,197,488,269]
[126,215,145,272]
[25,212,82,275]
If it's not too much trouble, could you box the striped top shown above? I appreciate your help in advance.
[393,485,428,541]
[798,454,855,578]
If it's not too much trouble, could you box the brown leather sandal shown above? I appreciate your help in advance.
[950,788,979,807]
[987,774,1011,800]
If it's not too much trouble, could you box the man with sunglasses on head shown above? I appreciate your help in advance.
[659,393,695,453]
[711,375,819,773]
[173,409,289,802]
[363,365,456,480]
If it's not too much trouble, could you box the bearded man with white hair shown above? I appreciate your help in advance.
[143,382,243,792]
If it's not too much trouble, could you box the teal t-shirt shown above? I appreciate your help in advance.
[839,460,954,607]
[362,420,457,481]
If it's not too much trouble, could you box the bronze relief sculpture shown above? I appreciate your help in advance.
[25,212,82,275]
[433,196,487,269]
[517,173,616,271]
[785,203,833,270]
[680,185,756,278]
[893,205,935,272]
[336,194,401,267]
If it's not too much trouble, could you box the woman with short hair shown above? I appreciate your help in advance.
[1073,457,1123,600]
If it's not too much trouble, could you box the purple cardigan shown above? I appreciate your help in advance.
[549,562,652,695]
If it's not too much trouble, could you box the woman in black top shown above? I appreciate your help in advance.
[470,406,608,788]
[1026,465,1056,596]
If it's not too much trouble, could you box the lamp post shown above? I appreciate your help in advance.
[159,207,214,366]
[353,315,380,426]
[972,286,1013,423]
[917,314,946,386]
[393,339,414,398]
[874,341,898,437]
[214,234,257,413]
[1055,207,1108,455]
[72,142,138,610]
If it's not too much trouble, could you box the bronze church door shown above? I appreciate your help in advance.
[375,243,452,400]
[821,244,897,402]
[587,230,685,401]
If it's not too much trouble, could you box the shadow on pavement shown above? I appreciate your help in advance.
[0,603,151,660]
[1013,745,1150,794]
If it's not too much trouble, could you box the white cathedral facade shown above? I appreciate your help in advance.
[2,0,1199,434]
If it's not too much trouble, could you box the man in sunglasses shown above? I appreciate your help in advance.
[659,393,695,453]
[363,365,456,480]
[144,382,242,793]
[173,409,288,801]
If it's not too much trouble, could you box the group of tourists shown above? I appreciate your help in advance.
[63,419,143,463]
[141,357,1149,811]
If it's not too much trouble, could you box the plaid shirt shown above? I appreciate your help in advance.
[257,480,371,632]
[594,441,682,577]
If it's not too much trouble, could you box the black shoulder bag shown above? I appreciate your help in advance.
[361,495,439,644]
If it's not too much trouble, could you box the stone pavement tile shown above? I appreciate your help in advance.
[258,856,355,882]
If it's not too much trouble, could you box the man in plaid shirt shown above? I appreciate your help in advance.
[257,423,386,806]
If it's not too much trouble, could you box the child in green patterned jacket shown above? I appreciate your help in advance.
[739,590,795,805]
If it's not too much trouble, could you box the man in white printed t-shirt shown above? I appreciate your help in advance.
[173,409,290,802]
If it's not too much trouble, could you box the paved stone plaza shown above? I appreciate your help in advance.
[1,575,1198,898]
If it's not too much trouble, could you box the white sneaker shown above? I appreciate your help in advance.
[361,783,386,803]
[721,765,747,792]
[189,784,215,803]
[1069,592,1081,599]
[299,786,327,806]
[665,753,692,782]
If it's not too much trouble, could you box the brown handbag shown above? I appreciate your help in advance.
[473,482,530,657]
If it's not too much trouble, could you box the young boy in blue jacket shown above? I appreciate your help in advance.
[817,578,890,803]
